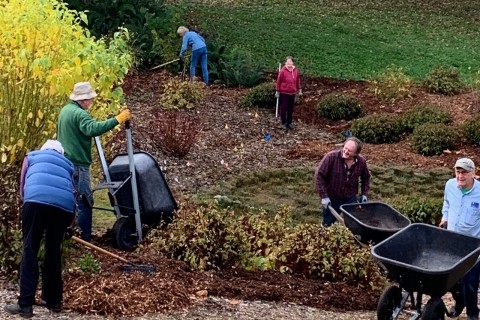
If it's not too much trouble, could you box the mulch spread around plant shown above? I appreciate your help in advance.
[61,69,480,317]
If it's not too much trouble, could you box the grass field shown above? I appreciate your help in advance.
[186,0,480,81]
[194,165,452,224]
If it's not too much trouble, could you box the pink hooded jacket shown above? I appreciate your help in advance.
[276,66,301,95]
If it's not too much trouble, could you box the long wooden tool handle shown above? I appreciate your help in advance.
[328,205,345,225]
[71,236,130,264]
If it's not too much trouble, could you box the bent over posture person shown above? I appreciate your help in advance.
[314,137,371,226]
[5,140,75,318]
[177,26,208,85]
[57,81,131,241]
[440,158,480,320]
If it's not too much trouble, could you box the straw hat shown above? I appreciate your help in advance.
[69,82,97,101]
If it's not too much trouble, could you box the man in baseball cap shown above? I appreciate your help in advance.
[440,157,480,320]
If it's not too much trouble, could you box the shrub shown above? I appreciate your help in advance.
[221,47,266,87]
[423,66,464,95]
[464,115,480,145]
[275,223,385,291]
[78,254,101,274]
[315,93,363,120]
[411,123,461,156]
[160,78,205,110]
[148,110,202,158]
[369,66,413,102]
[391,196,443,226]
[239,82,276,108]
[350,114,403,144]
[206,38,227,83]
[0,0,132,275]
[64,0,184,67]
[401,104,452,132]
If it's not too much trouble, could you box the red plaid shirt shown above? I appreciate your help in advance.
[314,150,370,201]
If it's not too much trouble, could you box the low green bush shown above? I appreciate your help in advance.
[221,47,266,87]
[464,115,480,145]
[391,196,443,225]
[315,93,363,120]
[411,123,460,156]
[350,114,403,144]
[368,66,413,102]
[401,104,452,132]
[423,66,464,95]
[275,223,385,291]
[160,78,205,110]
[239,82,276,108]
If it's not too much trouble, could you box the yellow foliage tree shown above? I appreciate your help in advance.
[0,0,133,165]
[0,0,133,273]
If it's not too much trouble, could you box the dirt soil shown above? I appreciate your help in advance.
[52,70,480,317]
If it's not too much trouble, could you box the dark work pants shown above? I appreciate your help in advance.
[322,195,358,226]
[279,93,296,126]
[450,261,480,318]
[18,202,72,307]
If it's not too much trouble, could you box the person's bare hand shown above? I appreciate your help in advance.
[439,220,447,229]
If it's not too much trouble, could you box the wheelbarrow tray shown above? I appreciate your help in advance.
[340,202,410,244]
[372,223,480,296]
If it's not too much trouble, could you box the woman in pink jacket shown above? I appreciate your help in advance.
[275,56,302,130]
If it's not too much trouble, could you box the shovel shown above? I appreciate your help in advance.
[71,236,156,274]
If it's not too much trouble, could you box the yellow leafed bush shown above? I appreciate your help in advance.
[0,0,133,165]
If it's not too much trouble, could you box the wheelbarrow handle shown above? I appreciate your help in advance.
[328,205,345,225]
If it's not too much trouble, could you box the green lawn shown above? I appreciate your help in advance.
[186,0,480,81]
[194,165,452,224]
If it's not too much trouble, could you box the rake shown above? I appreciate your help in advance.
[72,236,156,274]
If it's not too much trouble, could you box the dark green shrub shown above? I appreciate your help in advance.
[411,123,460,156]
[350,114,403,144]
[391,196,443,225]
[221,47,266,87]
[206,39,227,83]
[315,93,363,120]
[423,66,464,95]
[401,104,452,132]
[65,0,184,66]
[368,66,413,102]
[239,82,276,108]
[464,115,480,145]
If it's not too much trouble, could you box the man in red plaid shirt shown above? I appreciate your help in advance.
[314,137,371,226]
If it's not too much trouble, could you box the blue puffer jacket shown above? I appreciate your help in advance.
[23,150,75,213]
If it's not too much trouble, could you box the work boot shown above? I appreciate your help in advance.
[281,124,287,130]
[4,303,33,318]
[39,299,62,313]
[467,316,479,320]
[287,123,294,130]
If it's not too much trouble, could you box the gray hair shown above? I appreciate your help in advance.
[177,26,189,35]
[345,137,363,154]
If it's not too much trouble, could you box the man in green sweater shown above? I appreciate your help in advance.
[57,82,131,241]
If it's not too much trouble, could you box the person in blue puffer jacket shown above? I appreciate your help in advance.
[5,140,75,318]
[177,26,209,85]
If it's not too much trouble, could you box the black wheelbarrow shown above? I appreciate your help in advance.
[93,121,178,251]
[371,223,480,320]
[329,201,411,245]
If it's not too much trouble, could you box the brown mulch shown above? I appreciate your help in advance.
[60,69,480,317]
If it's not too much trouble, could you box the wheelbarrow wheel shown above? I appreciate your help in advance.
[377,285,401,320]
[421,297,445,320]
[113,217,138,252]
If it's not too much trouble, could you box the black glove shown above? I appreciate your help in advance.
[65,227,73,240]
[178,56,184,64]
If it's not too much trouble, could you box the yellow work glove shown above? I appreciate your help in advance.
[115,109,131,124]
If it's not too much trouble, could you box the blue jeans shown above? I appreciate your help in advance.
[322,195,358,226]
[190,46,208,84]
[451,261,480,318]
[73,165,93,241]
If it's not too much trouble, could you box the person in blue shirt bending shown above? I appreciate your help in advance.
[440,158,480,320]
[177,26,208,85]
